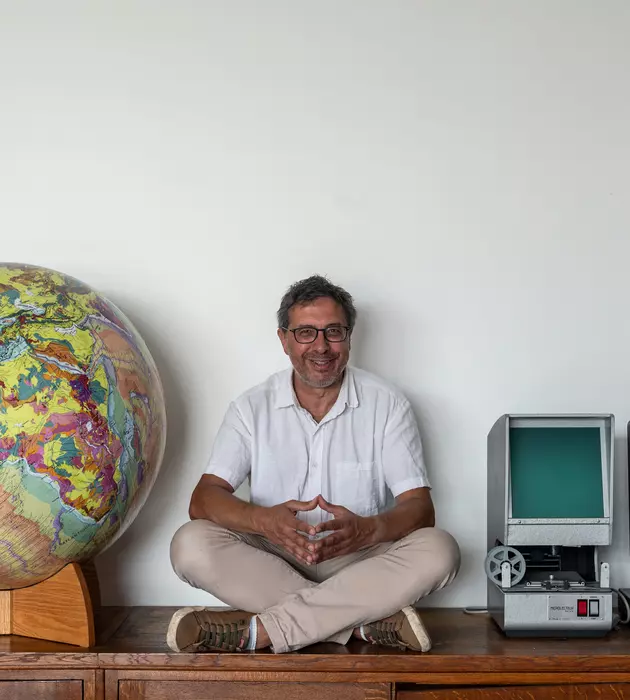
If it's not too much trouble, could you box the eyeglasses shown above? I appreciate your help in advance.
[282,325,350,344]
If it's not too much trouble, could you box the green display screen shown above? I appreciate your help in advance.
[509,426,604,519]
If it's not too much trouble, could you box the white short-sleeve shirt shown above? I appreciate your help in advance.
[205,366,430,528]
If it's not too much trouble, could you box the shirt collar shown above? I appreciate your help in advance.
[274,369,297,409]
[274,366,359,410]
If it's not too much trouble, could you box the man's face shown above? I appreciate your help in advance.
[278,297,351,389]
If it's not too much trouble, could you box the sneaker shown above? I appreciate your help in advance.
[166,607,255,652]
[362,606,432,652]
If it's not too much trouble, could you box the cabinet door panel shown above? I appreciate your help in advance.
[119,680,389,700]
[0,680,82,700]
[398,684,630,700]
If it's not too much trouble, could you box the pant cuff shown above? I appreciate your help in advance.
[326,626,353,645]
[257,612,289,654]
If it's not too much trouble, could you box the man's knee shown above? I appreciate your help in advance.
[425,527,460,583]
[407,526,461,589]
[170,518,223,586]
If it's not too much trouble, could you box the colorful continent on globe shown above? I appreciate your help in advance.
[0,264,165,589]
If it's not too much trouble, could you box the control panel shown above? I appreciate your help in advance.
[548,595,603,621]
[577,598,600,617]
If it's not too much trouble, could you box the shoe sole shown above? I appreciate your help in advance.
[401,606,432,652]
[166,606,207,652]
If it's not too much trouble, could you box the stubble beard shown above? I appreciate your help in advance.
[295,370,341,389]
[295,356,346,389]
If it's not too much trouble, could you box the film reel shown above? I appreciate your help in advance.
[484,545,526,587]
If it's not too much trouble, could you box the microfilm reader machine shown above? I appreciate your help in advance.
[486,414,615,637]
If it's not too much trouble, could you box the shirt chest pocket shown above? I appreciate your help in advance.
[332,461,378,516]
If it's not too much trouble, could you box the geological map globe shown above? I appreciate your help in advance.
[0,264,166,589]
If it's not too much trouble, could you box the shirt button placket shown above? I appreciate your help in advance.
[304,429,318,528]
[314,427,325,529]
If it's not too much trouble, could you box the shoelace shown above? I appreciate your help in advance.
[366,620,406,649]
[193,615,247,652]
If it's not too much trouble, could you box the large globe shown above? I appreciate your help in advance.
[0,264,166,589]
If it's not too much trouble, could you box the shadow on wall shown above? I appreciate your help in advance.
[350,301,440,485]
[609,434,629,566]
[352,300,477,599]
[94,301,189,605]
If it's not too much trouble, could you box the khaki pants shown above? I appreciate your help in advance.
[170,519,460,654]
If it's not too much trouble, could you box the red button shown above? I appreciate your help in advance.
[577,599,588,617]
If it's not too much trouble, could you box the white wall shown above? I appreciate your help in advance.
[1,1,630,606]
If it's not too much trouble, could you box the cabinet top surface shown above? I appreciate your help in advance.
[0,607,629,673]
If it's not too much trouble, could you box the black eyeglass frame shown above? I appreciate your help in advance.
[281,325,351,344]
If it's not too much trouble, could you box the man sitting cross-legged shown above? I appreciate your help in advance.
[168,275,460,654]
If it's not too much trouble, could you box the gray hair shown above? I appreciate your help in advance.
[277,275,357,331]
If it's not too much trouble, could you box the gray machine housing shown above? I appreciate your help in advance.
[487,414,614,637]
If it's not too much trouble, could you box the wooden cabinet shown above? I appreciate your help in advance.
[398,685,630,700]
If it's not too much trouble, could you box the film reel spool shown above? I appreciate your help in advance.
[484,545,526,587]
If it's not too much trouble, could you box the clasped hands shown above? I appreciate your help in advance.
[257,494,377,565]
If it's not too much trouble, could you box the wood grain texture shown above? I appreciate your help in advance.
[0,593,10,635]
[86,669,103,700]
[104,670,118,700]
[118,680,390,700]
[0,680,82,699]
[0,606,127,666]
[0,669,101,700]
[398,684,630,700]
[100,671,630,685]
[11,563,94,647]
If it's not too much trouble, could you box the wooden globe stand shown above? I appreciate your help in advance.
[0,563,95,647]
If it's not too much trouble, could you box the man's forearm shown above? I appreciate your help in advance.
[369,498,435,545]
[190,484,267,535]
